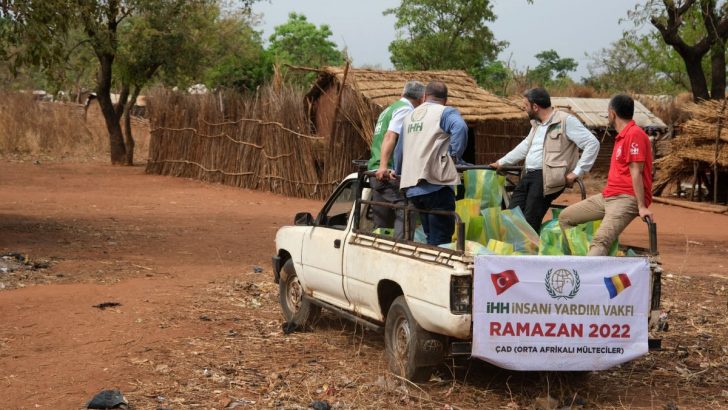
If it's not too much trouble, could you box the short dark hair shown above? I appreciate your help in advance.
[523,87,551,108]
[609,94,634,120]
[426,81,448,99]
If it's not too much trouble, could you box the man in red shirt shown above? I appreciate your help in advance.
[559,94,654,256]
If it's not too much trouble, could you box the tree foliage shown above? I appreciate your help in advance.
[0,0,262,164]
[268,13,343,68]
[384,0,506,71]
[266,12,344,86]
[201,11,271,91]
[628,0,728,100]
[527,49,578,86]
[584,36,690,94]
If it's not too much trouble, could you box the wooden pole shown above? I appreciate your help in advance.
[714,99,727,203]
[329,60,350,140]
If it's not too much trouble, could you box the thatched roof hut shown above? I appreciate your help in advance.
[304,67,529,181]
[551,97,668,174]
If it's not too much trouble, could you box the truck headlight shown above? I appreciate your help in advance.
[450,275,471,314]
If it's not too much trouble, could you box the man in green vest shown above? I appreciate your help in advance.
[368,80,425,239]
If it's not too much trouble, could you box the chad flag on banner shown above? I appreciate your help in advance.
[491,270,519,295]
[604,273,631,299]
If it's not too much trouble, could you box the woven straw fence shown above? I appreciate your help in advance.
[145,86,351,200]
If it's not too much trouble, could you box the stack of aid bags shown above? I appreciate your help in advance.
[447,169,618,256]
[447,170,539,255]
[539,208,618,256]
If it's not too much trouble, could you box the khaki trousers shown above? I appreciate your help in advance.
[558,194,638,256]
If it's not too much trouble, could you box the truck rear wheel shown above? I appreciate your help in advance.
[384,296,445,382]
[279,259,320,326]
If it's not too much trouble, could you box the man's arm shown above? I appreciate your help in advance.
[489,135,530,169]
[374,105,412,180]
[629,161,653,221]
[441,108,468,160]
[564,116,600,185]
[375,130,399,180]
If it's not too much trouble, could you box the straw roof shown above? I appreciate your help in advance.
[306,66,527,122]
[551,97,668,130]
[653,99,727,194]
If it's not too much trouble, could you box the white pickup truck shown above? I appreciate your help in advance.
[272,167,663,382]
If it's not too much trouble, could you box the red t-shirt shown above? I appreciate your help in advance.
[603,120,653,207]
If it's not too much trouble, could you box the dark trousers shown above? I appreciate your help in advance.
[509,170,563,233]
[409,187,455,246]
[369,178,409,240]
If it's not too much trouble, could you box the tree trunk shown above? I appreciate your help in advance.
[123,85,141,166]
[683,53,711,101]
[710,40,726,99]
[95,55,127,164]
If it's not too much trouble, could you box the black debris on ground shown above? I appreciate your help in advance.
[92,302,122,310]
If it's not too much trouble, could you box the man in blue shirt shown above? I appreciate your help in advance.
[376,81,468,245]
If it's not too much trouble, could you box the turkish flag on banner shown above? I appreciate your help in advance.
[490,270,519,295]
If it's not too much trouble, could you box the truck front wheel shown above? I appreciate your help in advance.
[384,296,445,382]
[279,259,320,326]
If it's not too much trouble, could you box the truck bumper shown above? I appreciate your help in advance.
[272,255,282,284]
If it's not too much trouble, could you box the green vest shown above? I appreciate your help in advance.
[368,99,410,170]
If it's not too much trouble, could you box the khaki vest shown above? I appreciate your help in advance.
[524,109,581,195]
[399,102,460,190]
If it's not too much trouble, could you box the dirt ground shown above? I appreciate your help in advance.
[1,161,727,409]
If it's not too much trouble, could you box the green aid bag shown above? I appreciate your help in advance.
[499,207,540,255]
[463,169,505,209]
[372,227,394,237]
[564,225,591,256]
[486,239,515,255]
[454,198,481,242]
[466,215,486,244]
[414,225,427,243]
[564,219,619,256]
[440,240,495,255]
[539,209,567,256]
[481,207,503,243]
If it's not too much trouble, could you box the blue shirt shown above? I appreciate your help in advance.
[393,105,468,198]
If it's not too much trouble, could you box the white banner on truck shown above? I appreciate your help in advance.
[472,256,650,371]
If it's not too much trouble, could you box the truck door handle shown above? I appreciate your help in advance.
[334,239,341,248]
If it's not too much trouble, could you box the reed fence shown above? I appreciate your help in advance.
[145,86,363,200]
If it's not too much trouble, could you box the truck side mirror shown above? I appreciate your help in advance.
[294,212,314,226]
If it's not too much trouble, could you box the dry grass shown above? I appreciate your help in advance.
[653,99,728,197]
[119,270,728,409]
[0,91,150,162]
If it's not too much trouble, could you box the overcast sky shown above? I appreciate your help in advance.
[252,0,646,80]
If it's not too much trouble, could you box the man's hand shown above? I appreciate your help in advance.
[375,167,397,181]
[565,172,578,188]
[488,161,500,170]
[374,166,389,181]
[638,206,653,222]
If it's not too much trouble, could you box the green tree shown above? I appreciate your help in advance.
[528,49,578,86]
[202,11,271,91]
[384,0,506,71]
[0,0,258,165]
[628,0,728,100]
[471,60,512,95]
[584,36,688,94]
[268,12,343,70]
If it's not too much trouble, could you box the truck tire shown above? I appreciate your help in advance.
[384,296,445,383]
[279,259,320,326]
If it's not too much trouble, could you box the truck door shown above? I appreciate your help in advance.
[300,179,356,308]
